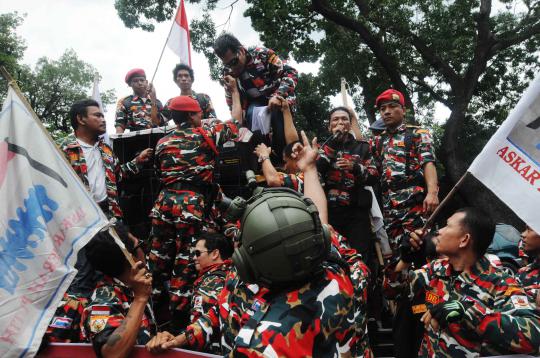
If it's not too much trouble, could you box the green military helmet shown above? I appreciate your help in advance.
[232,187,331,288]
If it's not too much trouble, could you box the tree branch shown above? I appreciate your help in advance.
[407,77,451,107]
[353,0,370,16]
[310,0,412,106]
[492,20,540,54]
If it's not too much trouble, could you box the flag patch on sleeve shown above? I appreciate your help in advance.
[90,305,111,316]
[50,316,73,329]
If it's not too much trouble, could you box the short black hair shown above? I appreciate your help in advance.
[196,232,233,260]
[171,110,192,125]
[283,140,301,159]
[213,33,243,57]
[329,106,352,121]
[455,207,495,257]
[69,99,100,130]
[173,63,194,82]
[85,223,134,278]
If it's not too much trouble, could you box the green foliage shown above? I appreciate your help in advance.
[114,0,178,31]
[294,73,331,139]
[0,13,115,140]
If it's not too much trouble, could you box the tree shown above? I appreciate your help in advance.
[114,1,540,222]
[0,13,115,140]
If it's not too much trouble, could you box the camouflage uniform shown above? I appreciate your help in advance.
[318,137,378,256]
[328,226,373,357]
[57,134,143,220]
[384,256,540,357]
[190,260,232,354]
[370,124,436,252]
[45,293,89,343]
[164,92,216,120]
[149,119,239,315]
[115,95,164,131]
[224,47,298,111]
[81,276,156,355]
[255,172,304,193]
[183,262,356,357]
[517,256,540,304]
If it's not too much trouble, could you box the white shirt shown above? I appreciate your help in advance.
[77,138,108,203]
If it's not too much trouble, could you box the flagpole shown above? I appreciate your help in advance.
[150,0,181,84]
[422,171,469,231]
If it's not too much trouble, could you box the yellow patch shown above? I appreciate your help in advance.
[504,286,523,296]
[392,94,400,101]
[89,316,108,333]
[425,291,440,305]
[412,304,427,314]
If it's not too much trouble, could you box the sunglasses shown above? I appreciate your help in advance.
[193,250,210,257]
[224,54,240,69]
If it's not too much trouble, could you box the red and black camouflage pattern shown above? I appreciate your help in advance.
[384,256,540,357]
[115,95,164,131]
[370,124,436,253]
[517,256,540,304]
[45,293,89,343]
[57,134,143,220]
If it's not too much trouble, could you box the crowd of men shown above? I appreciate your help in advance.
[40,32,540,357]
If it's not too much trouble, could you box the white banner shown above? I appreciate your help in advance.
[468,75,540,234]
[0,87,108,357]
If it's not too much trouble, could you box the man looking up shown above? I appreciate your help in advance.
[214,33,298,165]
[385,207,540,356]
[370,89,439,254]
[116,68,164,133]
[170,63,216,119]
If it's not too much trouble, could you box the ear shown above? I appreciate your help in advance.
[459,233,472,249]
[77,114,86,127]
[210,249,220,261]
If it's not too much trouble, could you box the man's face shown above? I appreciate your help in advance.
[219,48,246,77]
[130,76,148,96]
[175,69,193,91]
[521,226,540,254]
[378,101,405,129]
[282,155,298,173]
[434,212,469,256]
[80,106,106,135]
[329,110,351,135]
[194,239,218,272]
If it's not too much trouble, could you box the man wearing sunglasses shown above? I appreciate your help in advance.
[213,33,298,165]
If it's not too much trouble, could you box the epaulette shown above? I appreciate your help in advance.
[406,124,429,134]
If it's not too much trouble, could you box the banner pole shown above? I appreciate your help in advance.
[150,0,180,83]
[422,171,469,231]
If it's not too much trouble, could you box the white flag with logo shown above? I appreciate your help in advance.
[468,75,540,234]
[0,87,108,357]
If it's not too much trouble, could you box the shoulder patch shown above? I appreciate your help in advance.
[504,286,523,296]
[510,295,531,310]
[50,316,73,329]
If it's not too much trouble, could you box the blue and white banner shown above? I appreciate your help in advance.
[0,87,108,357]
[469,75,540,234]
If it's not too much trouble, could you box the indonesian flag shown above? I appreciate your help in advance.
[166,0,192,66]
[468,75,540,234]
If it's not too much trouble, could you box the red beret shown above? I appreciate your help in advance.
[375,89,405,107]
[168,96,202,113]
[125,68,146,84]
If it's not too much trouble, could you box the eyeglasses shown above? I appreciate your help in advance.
[193,250,210,257]
[224,54,240,69]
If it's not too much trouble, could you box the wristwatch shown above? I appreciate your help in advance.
[258,155,270,163]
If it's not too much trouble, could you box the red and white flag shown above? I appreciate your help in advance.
[166,0,192,66]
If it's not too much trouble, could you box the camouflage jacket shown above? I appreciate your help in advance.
[190,260,232,354]
[384,256,540,357]
[328,225,373,357]
[185,262,356,357]
[155,119,239,187]
[81,276,156,354]
[255,171,304,193]
[517,256,540,304]
[225,47,298,110]
[164,91,216,120]
[115,94,164,131]
[370,123,435,199]
[45,293,88,343]
[57,134,142,219]
[318,137,378,207]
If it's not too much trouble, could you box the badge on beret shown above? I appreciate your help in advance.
[392,94,400,101]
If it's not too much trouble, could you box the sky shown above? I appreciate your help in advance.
[0,0,292,132]
[1,0,448,134]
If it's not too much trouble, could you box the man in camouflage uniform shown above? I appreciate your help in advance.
[318,106,379,258]
[189,233,233,354]
[517,225,540,304]
[370,89,439,254]
[146,131,363,357]
[164,63,216,119]
[149,96,240,328]
[214,33,298,164]
[385,207,540,357]
[115,68,164,133]
[81,226,156,357]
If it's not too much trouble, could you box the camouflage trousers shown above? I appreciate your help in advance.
[149,190,205,323]
[383,188,426,256]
